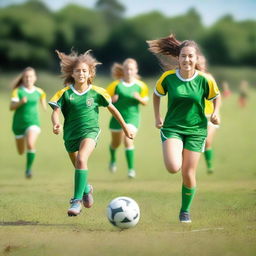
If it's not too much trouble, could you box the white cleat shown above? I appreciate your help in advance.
[128,169,136,179]
[109,163,117,173]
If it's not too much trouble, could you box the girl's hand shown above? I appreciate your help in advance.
[123,126,135,140]
[53,123,62,135]
[133,92,140,100]
[112,95,119,103]
[155,117,163,129]
[21,96,27,104]
[210,112,220,125]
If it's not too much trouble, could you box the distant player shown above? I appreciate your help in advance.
[147,34,221,223]
[204,100,219,174]
[106,58,149,178]
[10,67,47,178]
[49,50,134,217]
[238,80,249,108]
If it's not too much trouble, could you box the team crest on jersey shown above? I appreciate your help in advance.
[86,98,94,107]
[69,94,75,100]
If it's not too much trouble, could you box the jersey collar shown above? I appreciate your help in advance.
[21,86,36,93]
[121,80,137,87]
[176,69,198,82]
[70,84,92,95]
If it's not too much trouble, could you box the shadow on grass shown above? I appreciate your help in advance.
[0,220,74,227]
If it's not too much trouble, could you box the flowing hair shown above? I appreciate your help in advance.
[12,67,36,89]
[111,58,140,80]
[55,49,101,86]
[147,34,207,72]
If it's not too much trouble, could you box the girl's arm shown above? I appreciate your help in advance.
[51,107,62,135]
[134,92,148,106]
[40,98,47,111]
[9,97,27,111]
[153,93,163,129]
[211,95,221,125]
[107,104,134,139]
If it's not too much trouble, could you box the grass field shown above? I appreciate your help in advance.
[0,72,255,256]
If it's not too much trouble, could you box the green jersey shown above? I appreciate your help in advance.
[49,84,111,141]
[155,69,220,136]
[106,79,149,128]
[11,86,46,135]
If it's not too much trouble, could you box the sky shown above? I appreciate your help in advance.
[1,0,255,26]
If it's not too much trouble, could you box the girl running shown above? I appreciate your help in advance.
[147,34,221,223]
[10,67,47,178]
[106,58,149,178]
[49,50,134,216]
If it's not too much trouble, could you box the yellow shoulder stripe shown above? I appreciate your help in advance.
[11,88,19,100]
[36,87,46,99]
[49,86,70,102]
[91,85,111,103]
[106,80,120,96]
[156,70,176,95]
[137,80,149,99]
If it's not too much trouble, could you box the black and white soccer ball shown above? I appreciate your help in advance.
[107,196,140,229]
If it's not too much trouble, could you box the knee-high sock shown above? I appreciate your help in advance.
[125,148,134,170]
[109,146,117,164]
[180,184,196,213]
[26,151,36,170]
[204,148,214,169]
[74,169,88,200]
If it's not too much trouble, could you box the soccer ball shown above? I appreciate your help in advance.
[106,196,140,229]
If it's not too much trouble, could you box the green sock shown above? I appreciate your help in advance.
[74,169,88,200]
[204,148,214,169]
[125,148,134,170]
[26,151,36,171]
[109,146,116,164]
[180,185,196,213]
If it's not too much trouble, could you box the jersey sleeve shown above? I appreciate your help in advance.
[48,86,69,109]
[204,99,214,115]
[206,76,220,100]
[154,72,170,97]
[138,80,149,101]
[11,88,20,102]
[36,87,46,100]
[92,85,112,107]
[106,80,119,96]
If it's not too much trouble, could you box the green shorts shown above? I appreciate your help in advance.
[64,129,101,153]
[109,117,139,132]
[160,129,206,152]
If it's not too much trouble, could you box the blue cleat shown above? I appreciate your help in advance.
[67,199,82,216]
[179,211,192,223]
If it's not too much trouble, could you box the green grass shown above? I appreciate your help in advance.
[0,71,256,256]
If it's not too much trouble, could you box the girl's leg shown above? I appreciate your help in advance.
[204,125,216,173]
[109,131,123,172]
[179,149,201,222]
[25,130,40,178]
[72,138,96,200]
[162,138,183,174]
[124,132,137,178]
[15,137,25,155]
[68,152,78,168]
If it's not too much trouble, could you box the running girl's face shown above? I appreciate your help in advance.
[178,46,198,72]
[124,62,138,80]
[22,70,37,88]
[72,62,90,85]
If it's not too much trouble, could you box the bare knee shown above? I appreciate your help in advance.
[75,155,88,169]
[165,163,181,174]
[182,171,196,187]
[111,140,121,149]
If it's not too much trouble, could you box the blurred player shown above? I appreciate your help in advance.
[106,58,149,178]
[10,67,47,178]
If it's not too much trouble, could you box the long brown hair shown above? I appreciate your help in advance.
[56,49,101,86]
[12,67,36,89]
[147,34,207,72]
[111,58,140,80]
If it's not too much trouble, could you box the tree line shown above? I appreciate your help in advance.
[0,0,255,75]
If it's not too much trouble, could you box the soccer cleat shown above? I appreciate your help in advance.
[109,162,117,173]
[82,184,94,208]
[179,211,192,223]
[207,169,214,175]
[67,199,82,216]
[128,169,136,179]
[25,169,32,179]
